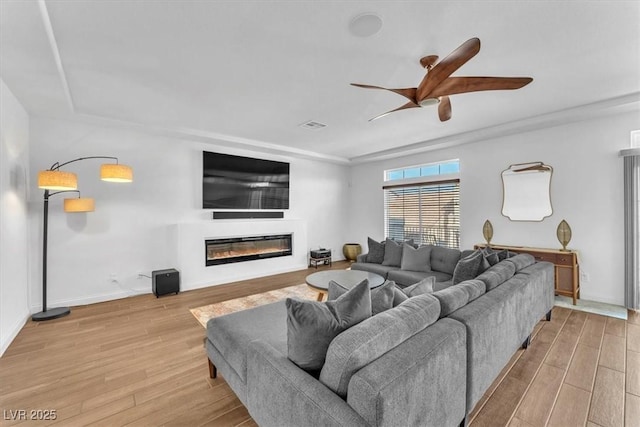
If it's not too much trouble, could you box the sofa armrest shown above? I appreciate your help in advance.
[347,318,467,427]
[246,340,368,427]
[356,253,368,263]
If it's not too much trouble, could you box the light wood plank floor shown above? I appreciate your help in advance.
[1,262,638,426]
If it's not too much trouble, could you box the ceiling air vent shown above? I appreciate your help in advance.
[299,120,327,130]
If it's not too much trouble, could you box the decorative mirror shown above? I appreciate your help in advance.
[501,162,553,221]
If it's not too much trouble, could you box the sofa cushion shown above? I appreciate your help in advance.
[387,269,452,287]
[482,247,500,266]
[497,249,517,261]
[430,246,462,275]
[505,253,536,271]
[400,244,432,272]
[328,279,395,315]
[382,238,404,267]
[206,300,287,383]
[432,279,486,317]
[319,293,441,398]
[452,250,483,285]
[391,276,436,306]
[366,237,385,263]
[475,260,517,291]
[286,281,372,372]
[351,262,399,278]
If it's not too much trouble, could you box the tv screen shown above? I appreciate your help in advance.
[203,151,290,210]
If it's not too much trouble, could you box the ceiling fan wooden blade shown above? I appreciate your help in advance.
[351,83,417,103]
[416,38,481,102]
[369,101,419,121]
[438,96,452,122]
[430,76,533,97]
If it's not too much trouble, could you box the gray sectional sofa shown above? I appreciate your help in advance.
[351,241,471,289]
[205,253,555,426]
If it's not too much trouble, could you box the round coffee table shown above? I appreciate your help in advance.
[305,270,385,301]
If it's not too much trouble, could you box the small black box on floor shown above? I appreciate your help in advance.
[152,268,180,297]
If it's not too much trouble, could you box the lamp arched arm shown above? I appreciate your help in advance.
[48,156,120,171]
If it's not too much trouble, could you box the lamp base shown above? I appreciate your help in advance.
[31,307,71,321]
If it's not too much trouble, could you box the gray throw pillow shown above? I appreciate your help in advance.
[366,237,385,264]
[482,248,500,266]
[403,276,436,296]
[452,250,483,285]
[400,244,432,272]
[381,238,403,267]
[328,279,394,315]
[286,280,372,372]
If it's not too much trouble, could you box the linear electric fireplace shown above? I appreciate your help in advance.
[205,234,293,266]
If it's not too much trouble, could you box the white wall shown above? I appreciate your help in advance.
[0,79,30,356]
[349,111,640,306]
[28,117,350,308]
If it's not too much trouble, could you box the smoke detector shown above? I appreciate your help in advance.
[299,120,327,130]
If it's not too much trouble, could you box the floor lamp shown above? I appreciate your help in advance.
[33,156,133,321]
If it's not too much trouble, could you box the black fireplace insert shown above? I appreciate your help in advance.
[205,234,293,266]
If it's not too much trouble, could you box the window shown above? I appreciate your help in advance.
[384,160,460,249]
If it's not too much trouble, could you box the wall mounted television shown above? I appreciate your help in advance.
[203,151,290,210]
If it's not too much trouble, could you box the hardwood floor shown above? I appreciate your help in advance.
[1,263,638,426]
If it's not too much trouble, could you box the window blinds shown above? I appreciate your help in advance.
[383,179,460,249]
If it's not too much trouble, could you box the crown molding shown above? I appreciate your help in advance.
[349,92,640,164]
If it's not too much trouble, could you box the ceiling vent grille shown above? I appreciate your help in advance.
[299,120,327,130]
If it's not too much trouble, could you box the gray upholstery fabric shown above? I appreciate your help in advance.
[351,262,399,278]
[387,269,452,287]
[475,260,517,291]
[402,276,435,296]
[328,279,395,315]
[392,285,409,306]
[246,340,368,427]
[400,244,432,272]
[206,340,248,404]
[347,318,467,427]
[482,248,500,266]
[320,293,441,398]
[448,262,554,411]
[382,238,403,267]
[432,279,486,318]
[206,300,287,383]
[505,253,536,271]
[286,281,372,371]
[430,246,462,275]
[356,253,367,263]
[366,237,385,264]
[452,250,483,285]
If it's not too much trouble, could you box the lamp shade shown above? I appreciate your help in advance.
[100,164,133,182]
[64,197,95,212]
[38,170,78,190]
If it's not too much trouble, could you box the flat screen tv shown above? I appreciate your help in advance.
[203,151,290,210]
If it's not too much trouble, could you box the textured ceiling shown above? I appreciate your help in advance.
[1,1,639,163]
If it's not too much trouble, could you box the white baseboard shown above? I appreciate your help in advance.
[0,310,30,357]
[181,262,308,291]
[30,288,153,312]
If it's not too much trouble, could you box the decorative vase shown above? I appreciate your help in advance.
[557,219,572,251]
[343,243,362,262]
[482,220,494,246]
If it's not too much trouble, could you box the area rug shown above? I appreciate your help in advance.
[190,284,318,328]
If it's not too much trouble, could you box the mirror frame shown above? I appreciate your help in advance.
[501,162,553,222]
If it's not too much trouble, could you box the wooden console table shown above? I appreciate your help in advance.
[474,244,580,305]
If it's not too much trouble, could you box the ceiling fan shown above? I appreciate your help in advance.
[351,37,533,122]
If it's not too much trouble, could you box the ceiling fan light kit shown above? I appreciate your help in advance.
[349,13,383,37]
[351,37,533,122]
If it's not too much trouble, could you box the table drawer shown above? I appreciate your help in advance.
[528,252,557,263]
[557,254,575,266]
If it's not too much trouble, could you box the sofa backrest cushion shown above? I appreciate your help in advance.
[382,238,404,267]
[319,293,441,398]
[430,246,462,275]
[400,244,432,272]
[432,279,486,317]
[328,279,395,315]
[365,237,385,263]
[286,280,372,373]
[391,276,436,306]
[505,253,536,271]
[475,260,517,291]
